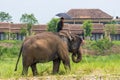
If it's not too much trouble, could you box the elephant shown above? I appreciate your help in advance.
[58,31,83,63]
[14,31,83,76]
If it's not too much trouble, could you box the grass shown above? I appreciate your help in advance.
[0,40,120,79]
[0,54,120,79]
[112,41,120,45]
[0,40,22,43]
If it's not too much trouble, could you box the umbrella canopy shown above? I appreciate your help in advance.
[56,13,72,19]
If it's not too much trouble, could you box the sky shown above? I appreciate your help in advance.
[0,0,120,24]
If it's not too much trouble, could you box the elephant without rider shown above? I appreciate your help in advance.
[14,31,83,76]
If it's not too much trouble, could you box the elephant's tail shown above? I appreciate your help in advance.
[14,44,23,71]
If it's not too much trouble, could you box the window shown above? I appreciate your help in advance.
[0,33,5,40]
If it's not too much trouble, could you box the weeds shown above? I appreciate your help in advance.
[0,52,120,79]
[0,40,120,79]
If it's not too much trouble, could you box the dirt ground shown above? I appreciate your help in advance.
[4,74,120,80]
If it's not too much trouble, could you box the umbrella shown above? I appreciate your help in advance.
[56,13,72,19]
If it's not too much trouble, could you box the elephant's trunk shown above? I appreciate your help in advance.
[72,47,82,63]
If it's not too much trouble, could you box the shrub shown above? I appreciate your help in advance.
[0,46,4,56]
[0,45,20,58]
[92,38,113,54]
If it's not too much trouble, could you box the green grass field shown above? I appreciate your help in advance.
[0,54,120,79]
[0,40,120,79]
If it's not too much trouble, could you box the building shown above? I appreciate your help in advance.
[63,23,104,40]
[0,22,47,40]
[62,9,120,40]
[64,9,113,24]
[0,9,120,40]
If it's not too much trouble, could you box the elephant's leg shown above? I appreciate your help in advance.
[53,58,61,74]
[31,63,38,76]
[22,65,29,75]
[58,48,71,72]
[22,57,30,75]
[62,58,71,72]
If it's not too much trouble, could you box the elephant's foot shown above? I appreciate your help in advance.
[52,70,59,74]
[22,71,28,76]
[31,63,38,76]
[22,66,28,76]
[53,59,61,74]
[33,71,38,76]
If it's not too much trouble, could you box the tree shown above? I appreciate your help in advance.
[104,24,117,41]
[0,11,12,22]
[82,20,93,40]
[20,27,28,40]
[20,27,27,36]
[47,18,59,32]
[20,13,38,36]
[4,31,11,40]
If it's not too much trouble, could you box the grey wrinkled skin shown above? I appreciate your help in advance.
[15,31,83,76]
[15,32,70,76]
[58,31,83,63]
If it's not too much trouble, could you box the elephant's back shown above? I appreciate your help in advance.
[36,32,61,41]
[22,32,63,55]
[21,32,65,62]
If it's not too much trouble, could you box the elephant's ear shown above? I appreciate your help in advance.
[70,34,83,43]
[69,33,77,41]
[59,31,73,40]
[75,35,85,45]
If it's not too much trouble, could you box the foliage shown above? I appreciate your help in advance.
[0,42,21,57]
[0,40,120,79]
[104,24,117,35]
[4,31,11,40]
[20,13,38,35]
[0,46,3,56]
[92,38,113,54]
[104,24,117,41]
[0,40,22,44]
[0,53,120,79]
[112,41,120,45]
[107,20,117,24]
[83,20,93,38]
[0,11,12,22]
[0,47,20,59]
[47,18,59,32]
[20,27,27,36]
[10,33,17,40]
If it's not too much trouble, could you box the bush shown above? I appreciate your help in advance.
[92,38,113,54]
[0,45,20,58]
[0,46,4,56]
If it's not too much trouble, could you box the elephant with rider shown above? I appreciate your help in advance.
[15,31,84,76]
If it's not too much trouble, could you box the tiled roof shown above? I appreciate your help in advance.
[67,9,113,19]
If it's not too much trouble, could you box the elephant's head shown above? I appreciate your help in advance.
[69,34,83,63]
[58,31,84,63]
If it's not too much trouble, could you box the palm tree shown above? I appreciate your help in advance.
[20,13,38,36]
